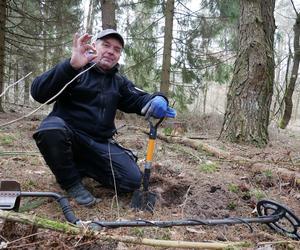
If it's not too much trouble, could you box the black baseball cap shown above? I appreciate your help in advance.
[95,29,124,47]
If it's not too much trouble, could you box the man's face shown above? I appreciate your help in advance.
[93,37,122,70]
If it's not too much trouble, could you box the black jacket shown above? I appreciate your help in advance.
[31,59,163,140]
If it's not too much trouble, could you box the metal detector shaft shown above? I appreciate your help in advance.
[20,191,63,199]
[96,200,300,240]
[19,192,79,224]
[92,213,283,229]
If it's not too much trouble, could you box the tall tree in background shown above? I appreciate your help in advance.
[279,1,300,129]
[86,0,97,33]
[0,0,6,112]
[220,0,276,146]
[2,0,82,109]
[100,0,116,29]
[122,0,160,92]
[160,0,174,96]
[172,0,239,111]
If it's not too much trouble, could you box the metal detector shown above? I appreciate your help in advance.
[0,180,299,240]
[0,180,78,224]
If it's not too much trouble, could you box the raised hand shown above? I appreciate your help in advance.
[70,33,97,70]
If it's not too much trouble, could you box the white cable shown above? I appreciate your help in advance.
[0,62,97,128]
[108,140,120,219]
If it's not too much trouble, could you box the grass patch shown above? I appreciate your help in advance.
[131,228,144,237]
[250,189,266,200]
[0,133,15,146]
[198,161,218,173]
[163,127,173,136]
[262,169,273,178]
[228,183,239,193]
[23,179,39,190]
[227,201,237,210]
[19,198,46,212]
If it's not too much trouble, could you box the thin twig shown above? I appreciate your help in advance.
[108,140,120,219]
[0,151,40,156]
[179,185,192,218]
[290,0,299,15]
[7,240,45,249]
[0,72,32,98]
[257,240,300,246]
[7,232,43,245]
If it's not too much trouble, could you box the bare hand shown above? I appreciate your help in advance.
[70,33,97,70]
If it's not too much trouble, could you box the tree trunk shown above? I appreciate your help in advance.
[14,62,19,104]
[279,13,300,128]
[40,0,48,72]
[0,0,6,112]
[271,37,284,118]
[219,0,275,147]
[5,44,12,104]
[202,83,208,114]
[100,0,116,30]
[85,0,93,34]
[160,0,174,96]
[86,0,97,34]
[294,89,300,121]
[23,65,30,106]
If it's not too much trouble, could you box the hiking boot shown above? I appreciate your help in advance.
[67,182,96,207]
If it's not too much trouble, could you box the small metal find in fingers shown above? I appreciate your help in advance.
[0,180,21,211]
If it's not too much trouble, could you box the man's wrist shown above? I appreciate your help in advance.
[70,58,81,70]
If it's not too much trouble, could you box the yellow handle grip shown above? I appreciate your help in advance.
[146,139,156,162]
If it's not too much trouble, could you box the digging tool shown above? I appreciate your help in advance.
[1,180,300,240]
[130,117,164,213]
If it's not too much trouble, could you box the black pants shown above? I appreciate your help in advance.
[33,116,142,192]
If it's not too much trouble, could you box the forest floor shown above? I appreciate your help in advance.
[0,110,299,249]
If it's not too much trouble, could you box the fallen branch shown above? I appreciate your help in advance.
[0,210,249,249]
[128,126,300,186]
[257,240,300,247]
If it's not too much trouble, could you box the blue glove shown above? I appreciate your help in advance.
[141,96,176,119]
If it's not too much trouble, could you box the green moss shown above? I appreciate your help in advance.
[35,217,79,234]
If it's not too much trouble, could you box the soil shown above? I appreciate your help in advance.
[0,111,299,249]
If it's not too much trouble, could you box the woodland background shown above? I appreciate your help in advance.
[0,0,299,146]
[0,0,300,249]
